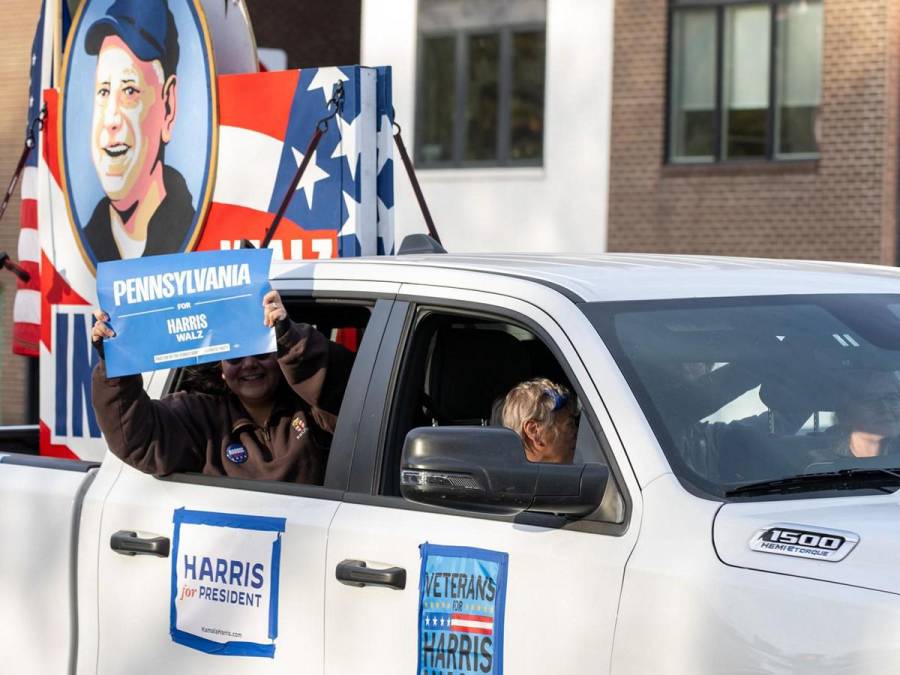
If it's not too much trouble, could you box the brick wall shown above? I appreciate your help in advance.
[0,0,41,425]
[608,0,900,265]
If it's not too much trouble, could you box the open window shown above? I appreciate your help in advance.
[161,296,377,488]
[380,307,624,523]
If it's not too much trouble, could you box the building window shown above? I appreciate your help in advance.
[416,0,546,167]
[668,0,823,164]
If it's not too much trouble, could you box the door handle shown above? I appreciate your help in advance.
[110,530,170,558]
[336,559,406,590]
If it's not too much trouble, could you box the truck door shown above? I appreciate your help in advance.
[91,293,394,674]
[323,287,643,674]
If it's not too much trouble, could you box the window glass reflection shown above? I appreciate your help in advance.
[419,35,457,163]
[511,30,545,161]
[776,0,823,156]
[669,9,717,161]
[465,33,500,161]
[723,4,771,159]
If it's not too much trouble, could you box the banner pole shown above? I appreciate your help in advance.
[393,124,441,245]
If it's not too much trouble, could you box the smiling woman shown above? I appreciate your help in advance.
[88,290,356,484]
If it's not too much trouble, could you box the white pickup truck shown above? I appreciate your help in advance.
[4,252,900,674]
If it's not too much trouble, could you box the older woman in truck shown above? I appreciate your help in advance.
[499,377,579,464]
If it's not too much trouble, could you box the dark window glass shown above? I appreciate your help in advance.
[510,30,545,161]
[723,4,770,159]
[776,1,823,156]
[667,0,821,163]
[584,294,900,500]
[416,0,546,167]
[419,35,456,163]
[465,33,501,161]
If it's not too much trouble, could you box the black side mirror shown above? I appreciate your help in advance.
[400,426,607,517]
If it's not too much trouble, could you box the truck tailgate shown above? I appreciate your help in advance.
[0,455,98,675]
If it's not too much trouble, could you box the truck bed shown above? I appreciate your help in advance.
[0,454,99,674]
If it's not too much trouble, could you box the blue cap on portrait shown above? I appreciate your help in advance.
[84,0,180,78]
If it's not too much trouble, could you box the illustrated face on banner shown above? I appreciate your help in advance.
[61,0,217,270]
[91,35,175,203]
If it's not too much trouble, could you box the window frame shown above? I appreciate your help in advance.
[414,22,547,169]
[665,0,822,165]
[343,296,633,536]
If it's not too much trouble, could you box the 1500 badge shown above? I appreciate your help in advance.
[749,524,859,562]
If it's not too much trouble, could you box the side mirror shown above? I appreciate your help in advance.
[400,426,607,517]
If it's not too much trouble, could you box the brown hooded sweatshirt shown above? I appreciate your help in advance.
[91,320,354,484]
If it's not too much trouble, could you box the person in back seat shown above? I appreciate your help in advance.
[500,378,578,464]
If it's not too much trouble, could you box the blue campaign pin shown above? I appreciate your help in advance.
[225,443,248,464]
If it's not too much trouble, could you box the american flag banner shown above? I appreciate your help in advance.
[196,66,388,260]
[12,0,55,357]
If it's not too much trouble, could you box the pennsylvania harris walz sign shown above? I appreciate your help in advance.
[96,249,274,376]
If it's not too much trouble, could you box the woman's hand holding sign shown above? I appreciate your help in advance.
[91,309,115,346]
[263,290,287,328]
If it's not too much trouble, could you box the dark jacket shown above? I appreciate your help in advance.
[91,320,354,484]
[84,165,196,262]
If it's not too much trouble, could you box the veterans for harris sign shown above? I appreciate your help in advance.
[418,543,509,675]
[96,248,274,376]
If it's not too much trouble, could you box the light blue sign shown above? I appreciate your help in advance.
[97,248,275,376]
[418,543,509,675]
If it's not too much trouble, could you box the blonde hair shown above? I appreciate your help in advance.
[501,378,575,443]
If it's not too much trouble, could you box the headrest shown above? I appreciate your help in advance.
[427,326,530,423]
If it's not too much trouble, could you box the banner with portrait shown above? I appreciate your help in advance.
[60,0,217,270]
[35,0,394,460]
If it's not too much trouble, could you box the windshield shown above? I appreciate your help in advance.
[582,294,900,499]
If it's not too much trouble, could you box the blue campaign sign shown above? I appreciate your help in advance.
[170,508,285,657]
[97,248,275,377]
[418,543,509,675]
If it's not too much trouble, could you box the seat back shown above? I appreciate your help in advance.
[426,326,530,425]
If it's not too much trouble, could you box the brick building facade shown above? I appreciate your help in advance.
[608,0,900,265]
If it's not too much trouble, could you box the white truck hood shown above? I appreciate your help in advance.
[713,493,900,594]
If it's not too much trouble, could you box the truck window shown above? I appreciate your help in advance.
[159,297,374,485]
[380,308,623,523]
[583,293,900,500]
